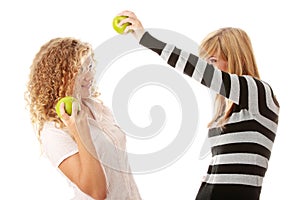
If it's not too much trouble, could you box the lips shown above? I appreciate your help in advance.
[81,83,92,88]
[82,85,91,88]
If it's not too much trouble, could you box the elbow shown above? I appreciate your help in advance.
[91,190,107,200]
[86,185,107,200]
[78,179,107,200]
[83,187,106,200]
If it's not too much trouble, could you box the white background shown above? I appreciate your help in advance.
[0,0,299,199]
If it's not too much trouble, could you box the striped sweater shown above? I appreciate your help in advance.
[139,32,280,199]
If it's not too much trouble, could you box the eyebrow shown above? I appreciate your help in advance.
[208,56,217,59]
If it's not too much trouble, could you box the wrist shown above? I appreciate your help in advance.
[134,28,146,41]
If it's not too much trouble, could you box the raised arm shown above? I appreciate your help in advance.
[139,32,242,104]
[118,10,279,121]
[58,101,107,200]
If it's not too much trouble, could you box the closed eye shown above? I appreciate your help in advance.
[89,63,96,72]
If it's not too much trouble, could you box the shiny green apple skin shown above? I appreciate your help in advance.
[112,16,130,34]
[55,96,78,118]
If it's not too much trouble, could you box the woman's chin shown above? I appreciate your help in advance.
[80,89,91,98]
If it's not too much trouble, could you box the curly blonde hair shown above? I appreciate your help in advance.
[25,37,94,139]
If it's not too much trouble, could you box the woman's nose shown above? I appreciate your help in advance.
[84,71,94,81]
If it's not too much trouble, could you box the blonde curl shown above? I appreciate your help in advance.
[25,37,92,139]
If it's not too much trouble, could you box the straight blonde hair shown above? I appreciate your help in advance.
[199,27,260,127]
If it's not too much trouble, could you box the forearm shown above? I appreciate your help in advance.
[139,31,240,105]
[58,102,107,199]
[139,31,203,79]
[74,130,107,199]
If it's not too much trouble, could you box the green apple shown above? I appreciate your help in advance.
[55,96,79,119]
[112,15,130,34]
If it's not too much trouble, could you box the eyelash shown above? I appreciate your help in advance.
[208,58,217,64]
[79,64,94,74]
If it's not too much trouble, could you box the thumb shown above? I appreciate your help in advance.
[59,102,70,122]
[59,102,66,116]
[71,100,80,116]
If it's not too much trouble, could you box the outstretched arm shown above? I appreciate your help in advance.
[118,10,279,121]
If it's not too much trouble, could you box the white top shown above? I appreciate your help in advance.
[41,98,141,200]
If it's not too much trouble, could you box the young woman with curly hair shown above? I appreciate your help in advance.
[25,37,141,200]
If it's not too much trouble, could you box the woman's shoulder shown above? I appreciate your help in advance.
[41,122,62,134]
[83,97,103,107]
[40,122,71,143]
[40,122,78,167]
[83,97,115,121]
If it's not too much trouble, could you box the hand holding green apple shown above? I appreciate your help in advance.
[112,15,131,34]
[114,11,145,40]
[55,96,80,119]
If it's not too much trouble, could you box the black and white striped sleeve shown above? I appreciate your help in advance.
[139,31,280,119]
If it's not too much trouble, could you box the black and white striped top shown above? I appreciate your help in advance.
[139,31,280,199]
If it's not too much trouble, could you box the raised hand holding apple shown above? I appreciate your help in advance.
[114,10,145,40]
[112,15,131,34]
[56,96,91,141]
